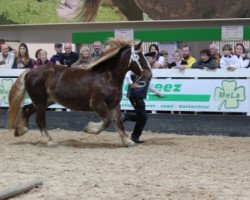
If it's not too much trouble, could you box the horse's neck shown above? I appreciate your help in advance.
[109,64,128,87]
[105,49,130,85]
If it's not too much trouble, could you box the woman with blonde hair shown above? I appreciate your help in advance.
[169,49,187,70]
[72,45,94,68]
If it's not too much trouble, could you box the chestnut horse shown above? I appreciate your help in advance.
[8,39,152,146]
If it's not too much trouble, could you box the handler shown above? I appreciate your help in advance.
[123,71,162,144]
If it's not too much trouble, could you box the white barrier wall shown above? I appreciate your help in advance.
[1,69,250,114]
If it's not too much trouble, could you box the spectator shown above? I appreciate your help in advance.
[62,43,79,67]
[0,44,15,69]
[0,39,12,52]
[192,49,219,70]
[34,50,53,68]
[14,43,34,69]
[209,43,221,65]
[220,44,240,71]
[50,43,64,65]
[169,49,187,70]
[34,48,43,67]
[182,44,196,68]
[72,46,94,68]
[159,50,170,68]
[91,41,103,60]
[234,43,250,68]
[147,44,165,68]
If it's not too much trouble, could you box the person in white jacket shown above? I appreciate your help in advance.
[220,44,241,71]
[0,44,15,69]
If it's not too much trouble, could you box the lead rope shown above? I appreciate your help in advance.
[128,46,147,87]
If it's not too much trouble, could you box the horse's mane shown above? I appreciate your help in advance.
[84,38,134,71]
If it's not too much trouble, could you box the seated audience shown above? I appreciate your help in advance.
[209,43,221,65]
[220,44,241,71]
[234,43,250,68]
[182,44,196,68]
[91,41,104,60]
[169,49,187,70]
[14,43,34,69]
[147,44,165,68]
[62,43,79,67]
[192,49,219,70]
[72,46,94,68]
[0,44,15,69]
[50,43,64,65]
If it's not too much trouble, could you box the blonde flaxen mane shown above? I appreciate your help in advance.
[85,38,138,70]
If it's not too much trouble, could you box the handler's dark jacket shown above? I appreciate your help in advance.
[127,75,150,99]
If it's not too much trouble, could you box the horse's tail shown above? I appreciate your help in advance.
[8,69,30,129]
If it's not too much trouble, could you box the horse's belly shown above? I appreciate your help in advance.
[53,94,92,111]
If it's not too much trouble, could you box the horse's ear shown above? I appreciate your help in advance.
[134,41,142,51]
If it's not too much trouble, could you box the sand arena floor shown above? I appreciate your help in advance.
[0,129,250,200]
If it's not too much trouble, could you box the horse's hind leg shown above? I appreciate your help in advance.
[15,104,36,137]
[114,105,135,147]
[35,104,55,146]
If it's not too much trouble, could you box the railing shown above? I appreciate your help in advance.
[1,69,250,115]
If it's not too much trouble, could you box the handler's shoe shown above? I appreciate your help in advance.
[131,138,144,144]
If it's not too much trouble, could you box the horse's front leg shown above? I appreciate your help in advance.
[84,102,112,135]
[114,105,135,147]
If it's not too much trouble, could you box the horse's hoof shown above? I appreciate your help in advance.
[14,127,28,137]
[84,122,101,135]
[47,140,57,147]
[14,129,19,137]
[123,138,135,147]
[19,127,29,136]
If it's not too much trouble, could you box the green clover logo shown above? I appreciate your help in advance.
[214,80,245,110]
[0,79,14,105]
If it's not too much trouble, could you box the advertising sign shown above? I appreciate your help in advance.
[120,79,248,112]
[222,25,244,41]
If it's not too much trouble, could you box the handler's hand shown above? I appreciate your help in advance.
[156,92,164,97]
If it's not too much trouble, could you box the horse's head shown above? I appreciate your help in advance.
[127,42,152,85]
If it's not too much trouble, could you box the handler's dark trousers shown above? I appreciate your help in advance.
[125,97,148,140]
